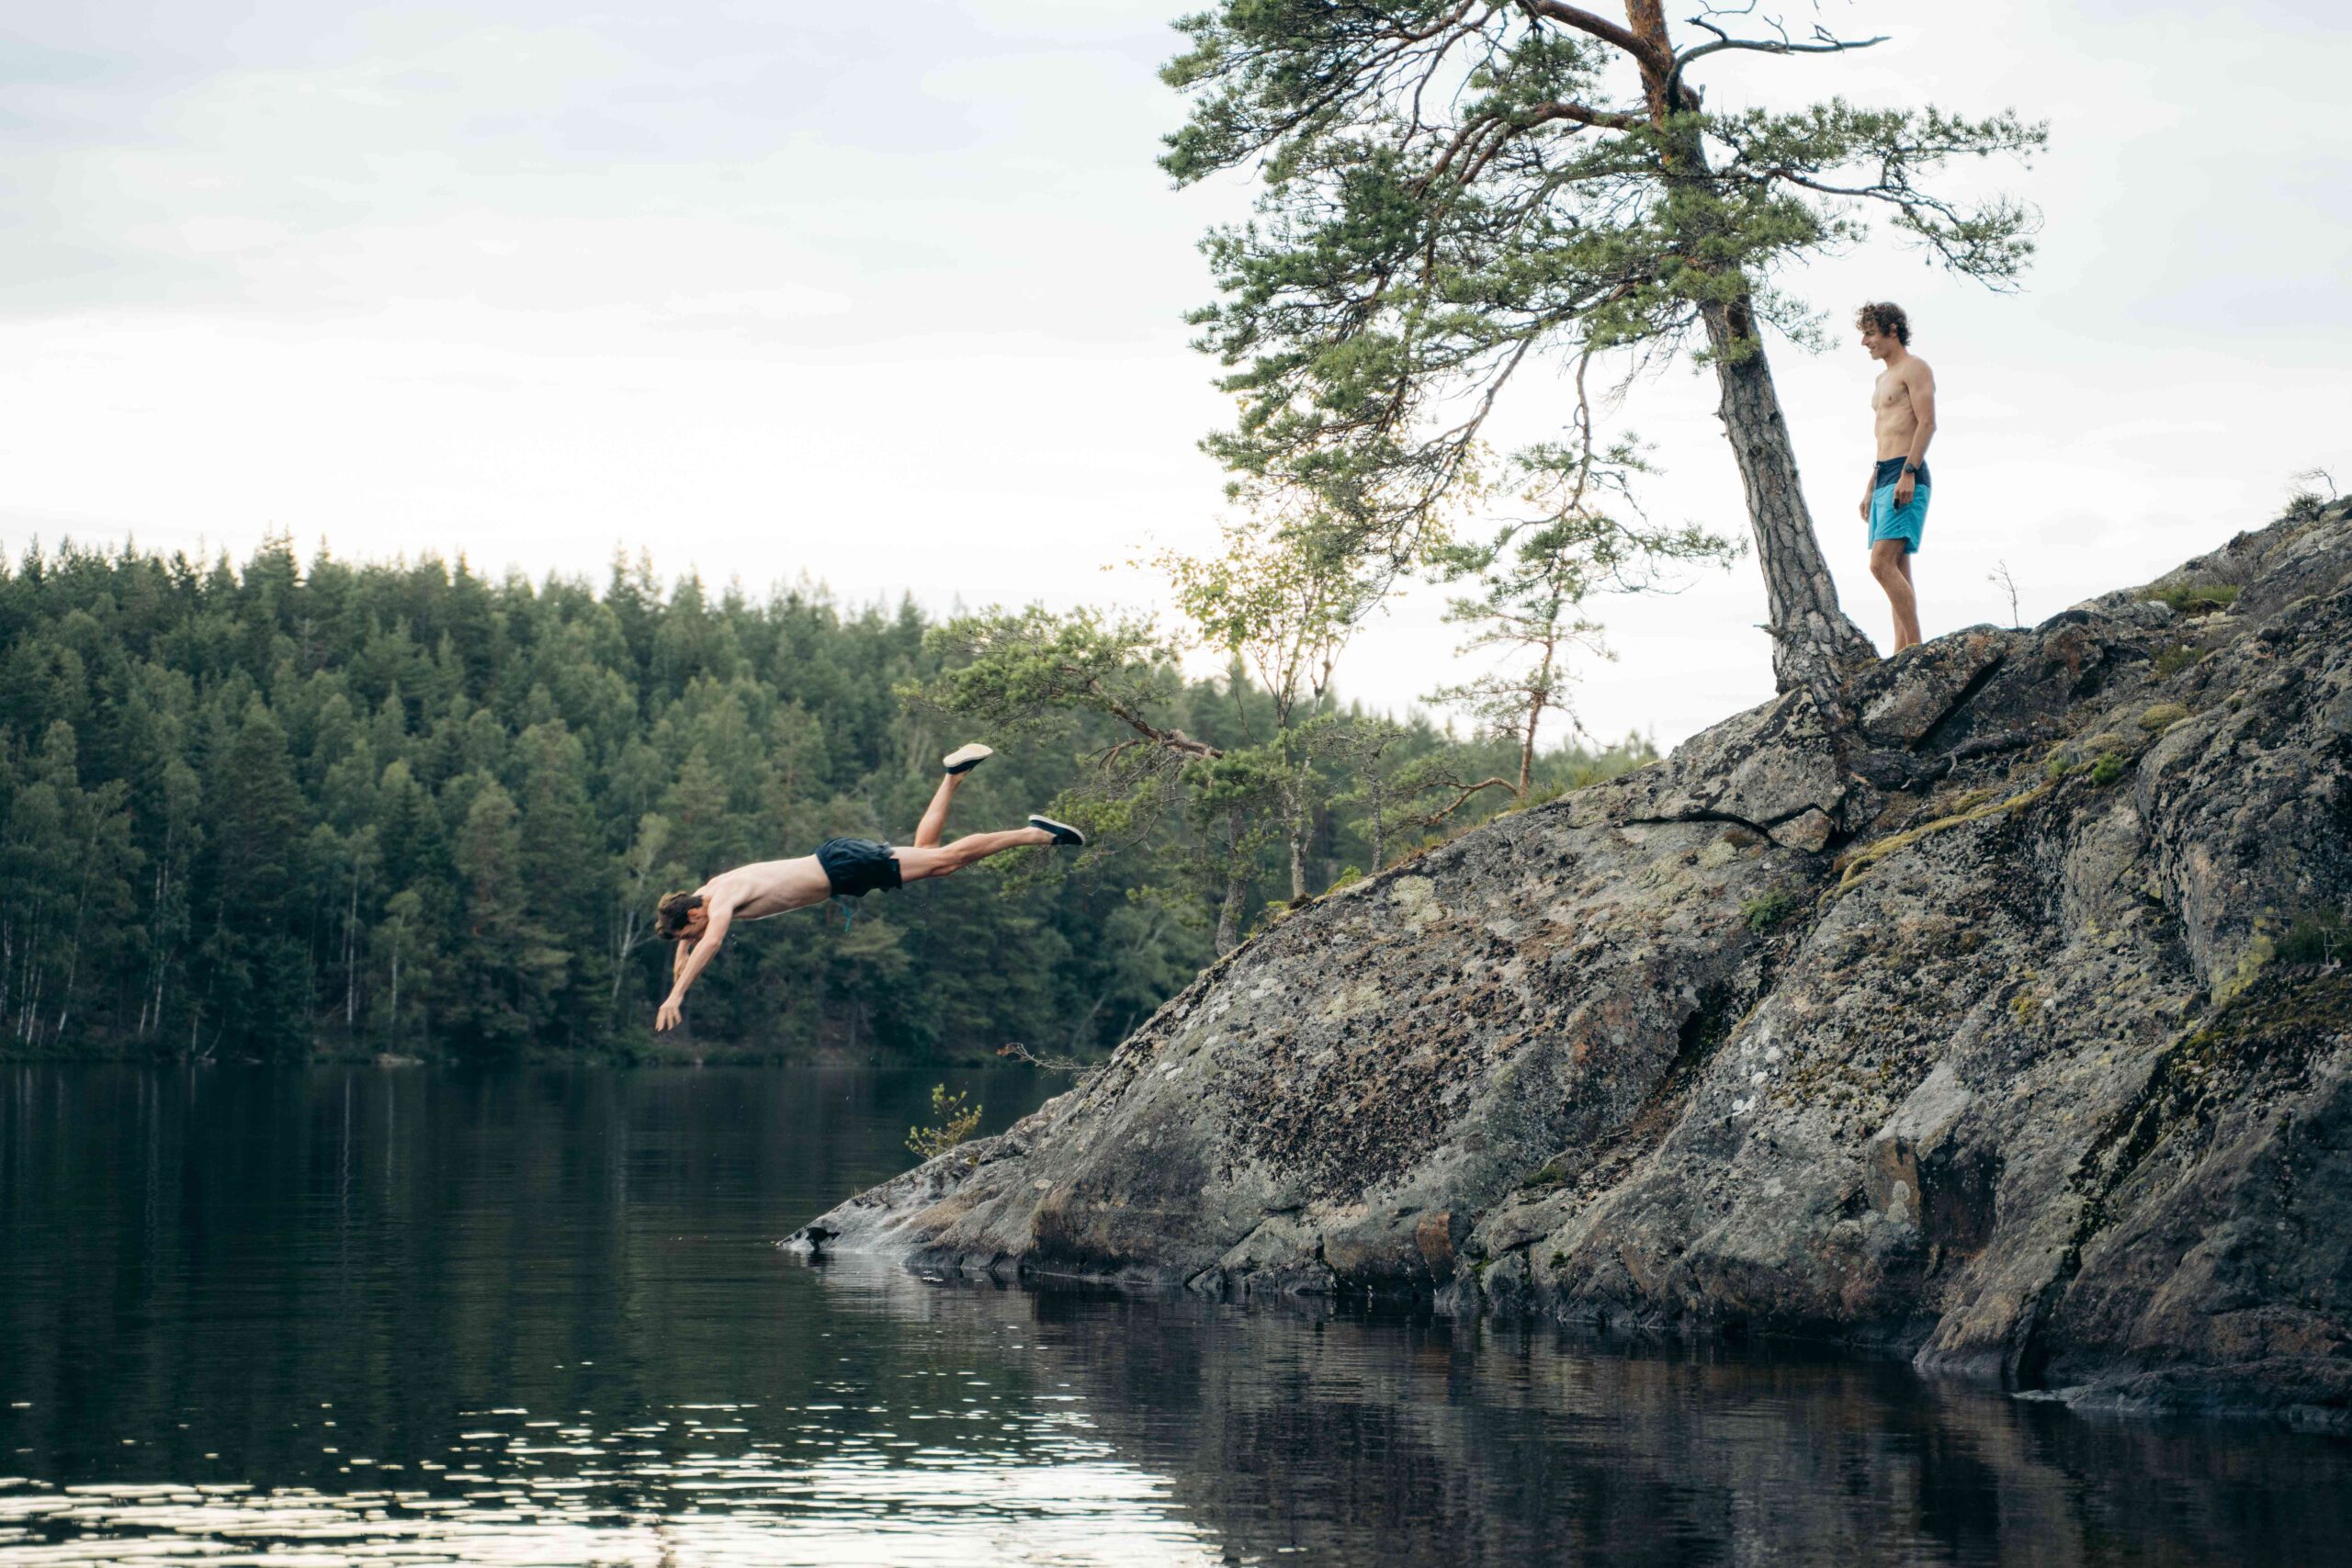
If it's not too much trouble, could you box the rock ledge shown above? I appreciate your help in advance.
[795,503,2352,1426]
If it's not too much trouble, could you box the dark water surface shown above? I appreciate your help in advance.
[4,1066,2348,1565]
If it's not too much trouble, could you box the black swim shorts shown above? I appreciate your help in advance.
[815,837,902,898]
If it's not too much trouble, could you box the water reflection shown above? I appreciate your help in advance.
[3,1066,2348,1565]
[808,1261,2352,1568]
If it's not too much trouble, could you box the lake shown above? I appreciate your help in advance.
[4,1064,2347,1565]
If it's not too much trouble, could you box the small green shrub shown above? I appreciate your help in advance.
[2143,581,2241,615]
[2284,468,2336,522]
[2088,751,2130,787]
[2278,910,2349,966]
[1741,886,1800,933]
[2151,643,2202,679]
[907,1084,983,1162]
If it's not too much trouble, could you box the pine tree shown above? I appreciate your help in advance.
[514,720,609,1043]
[1162,2,2043,699]
[445,777,566,1058]
[199,700,311,1060]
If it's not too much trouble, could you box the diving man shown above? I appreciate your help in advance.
[651,744,1083,1032]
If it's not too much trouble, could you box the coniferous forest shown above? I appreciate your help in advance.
[0,536,1649,1065]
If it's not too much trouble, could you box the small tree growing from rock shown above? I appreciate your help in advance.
[907,1083,983,1163]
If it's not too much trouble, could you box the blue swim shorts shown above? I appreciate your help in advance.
[1868,455,1930,554]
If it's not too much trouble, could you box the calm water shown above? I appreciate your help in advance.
[4,1066,2348,1566]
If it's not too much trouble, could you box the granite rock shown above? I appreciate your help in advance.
[794,501,2352,1425]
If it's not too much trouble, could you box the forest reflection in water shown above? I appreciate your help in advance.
[3,1064,2347,1565]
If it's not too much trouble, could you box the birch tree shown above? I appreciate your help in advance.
[1162,512,1379,900]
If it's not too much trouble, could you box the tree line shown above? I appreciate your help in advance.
[5,4,2041,1059]
[0,536,1648,1064]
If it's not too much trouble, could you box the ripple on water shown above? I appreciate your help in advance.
[0,1451,1226,1565]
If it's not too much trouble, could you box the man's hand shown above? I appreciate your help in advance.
[1894,472,1916,508]
[655,997,684,1032]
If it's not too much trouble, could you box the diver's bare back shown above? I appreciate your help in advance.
[700,855,832,920]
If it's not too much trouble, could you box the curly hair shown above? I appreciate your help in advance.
[654,891,704,941]
[1856,301,1911,346]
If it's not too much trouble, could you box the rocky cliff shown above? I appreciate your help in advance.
[794,502,2352,1424]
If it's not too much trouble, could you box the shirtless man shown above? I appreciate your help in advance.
[650,743,1084,1032]
[1856,301,1938,654]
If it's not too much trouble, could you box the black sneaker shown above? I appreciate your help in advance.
[942,743,993,775]
[1027,814,1085,847]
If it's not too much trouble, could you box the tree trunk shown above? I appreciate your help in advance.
[609,908,640,1003]
[1216,870,1248,954]
[1620,0,1879,705]
[1215,809,1250,955]
[1702,299,1881,699]
[1517,641,1551,797]
[345,870,360,1029]
[1286,768,1312,903]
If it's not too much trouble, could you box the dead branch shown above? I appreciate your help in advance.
[998,1041,1095,1074]
[1409,775,1520,828]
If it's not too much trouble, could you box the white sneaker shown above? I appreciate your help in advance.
[942,743,994,775]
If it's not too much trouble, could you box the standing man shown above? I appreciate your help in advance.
[650,744,1085,1032]
[1857,301,1937,654]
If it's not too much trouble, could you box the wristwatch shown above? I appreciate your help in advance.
[1902,461,1922,476]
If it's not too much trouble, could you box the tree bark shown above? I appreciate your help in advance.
[1702,299,1881,700]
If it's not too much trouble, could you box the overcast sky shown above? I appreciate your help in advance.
[3,1,2345,750]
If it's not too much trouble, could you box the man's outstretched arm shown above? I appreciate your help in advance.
[656,903,734,1032]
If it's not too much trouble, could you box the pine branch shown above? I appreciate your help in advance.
[1520,0,1673,73]
[1676,16,1888,69]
